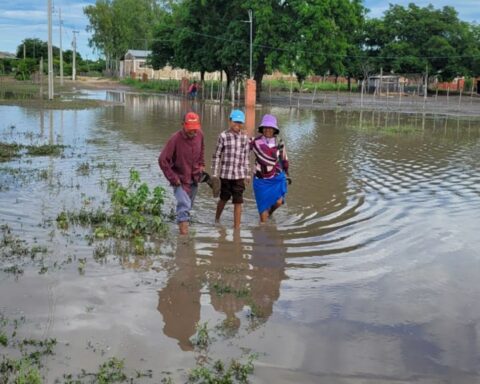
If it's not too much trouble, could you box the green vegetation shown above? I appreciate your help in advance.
[84,0,162,74]
[0,224,49,277]
[190,322,212,349]
[123,78,359,95]
[0,315,56,384]
[56,168,167,253]
[363,4,480,81]
[211,282,250,299]
[0,142,66,162]
[188,355,256,384]
[120,78,181,93]
[2,38,105,78]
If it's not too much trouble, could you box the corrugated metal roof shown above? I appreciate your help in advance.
[125,50,151,59]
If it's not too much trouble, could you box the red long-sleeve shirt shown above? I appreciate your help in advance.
[158,129,205,195]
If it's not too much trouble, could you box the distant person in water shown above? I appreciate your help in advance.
[158,112,205,235]
[188,80,198,99]
[250,114,290,223]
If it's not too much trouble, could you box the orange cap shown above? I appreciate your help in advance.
[183,112,201,130]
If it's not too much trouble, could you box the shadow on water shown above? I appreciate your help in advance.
[1,92,480,382]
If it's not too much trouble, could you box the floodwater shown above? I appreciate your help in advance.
[1,91,480,383]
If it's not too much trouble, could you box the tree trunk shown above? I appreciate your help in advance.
[254,53,266,97]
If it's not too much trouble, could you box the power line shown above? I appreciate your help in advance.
[164,28,480,60]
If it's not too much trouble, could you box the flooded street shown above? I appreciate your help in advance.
[1,91,480,383]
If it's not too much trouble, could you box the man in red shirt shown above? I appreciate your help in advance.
[159,112,205,235]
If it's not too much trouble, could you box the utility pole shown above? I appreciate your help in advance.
[47,0,54,99]
[424,62,428,104]
[59,7,64,86]
[248,9,253,79]
[72,30,78,81]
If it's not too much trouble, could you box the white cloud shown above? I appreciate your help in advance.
[365,0,480,23]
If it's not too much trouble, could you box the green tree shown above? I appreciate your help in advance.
[151,0,365,93]
[84,0,163,73]
[16,38,59,61]
[363,4,480,81]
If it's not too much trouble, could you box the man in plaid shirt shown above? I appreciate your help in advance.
[212,109,250,229]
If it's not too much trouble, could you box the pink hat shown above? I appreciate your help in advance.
[258,114,279,133]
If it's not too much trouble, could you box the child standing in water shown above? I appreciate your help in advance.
[211,109,250,229]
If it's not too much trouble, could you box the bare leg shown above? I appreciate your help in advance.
[179,221,189,235]
[233,203,242,229]
[260,210,269,223]
[268,198,283,217]
[215,199,227,223]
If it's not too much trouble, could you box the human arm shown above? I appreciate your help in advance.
[278,139,289,176]
[244,136,251,183]
[158,136,181,186]
[211,133,224,177]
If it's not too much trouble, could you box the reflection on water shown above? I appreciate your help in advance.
[157,239,202,351]
[1,93,480,382]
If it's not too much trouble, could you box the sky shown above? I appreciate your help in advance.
[0,0,479,60]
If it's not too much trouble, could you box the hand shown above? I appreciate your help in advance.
[287,177,292,185]
[173,179,181,186]
[245,176,251,185]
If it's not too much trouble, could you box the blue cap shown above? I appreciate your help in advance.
[229,109,245,123]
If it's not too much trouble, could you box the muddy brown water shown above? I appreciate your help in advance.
[1,91,480,383]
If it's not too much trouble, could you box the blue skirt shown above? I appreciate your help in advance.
[253,172,287,214]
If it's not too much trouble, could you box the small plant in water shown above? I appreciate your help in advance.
[188,354,256,384]
[191,321,211,348]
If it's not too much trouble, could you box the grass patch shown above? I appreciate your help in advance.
[120,78,181,93]
[0,224,49,277]
[263,79,357,93]
[0,141,66,162]
[0,315,56,384]
[188,355,256,384]
[211,282,250,298]
[0,142,22,162]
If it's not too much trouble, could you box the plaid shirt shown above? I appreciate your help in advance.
[212,129,250,180]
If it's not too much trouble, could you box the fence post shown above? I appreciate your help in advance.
[289,76,293,107]
[360,80,364,109]
[311,83,317,106]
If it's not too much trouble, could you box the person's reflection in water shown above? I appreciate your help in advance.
[157,238,203,351]
[247,224,287,328]
[208,225,287,334]
[208,228,248,336]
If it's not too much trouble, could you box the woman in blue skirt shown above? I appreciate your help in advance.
[250,114,290,223]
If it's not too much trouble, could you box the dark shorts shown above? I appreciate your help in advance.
[220,178,245,204]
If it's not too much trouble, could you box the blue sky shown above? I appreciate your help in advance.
[1,0,479,60]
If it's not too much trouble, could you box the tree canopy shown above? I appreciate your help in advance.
[150,0,365,89]
[362,4,480,80]
[83,1,480,83]
[84,0,163,71]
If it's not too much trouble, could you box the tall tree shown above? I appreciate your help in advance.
[16,38,59,61]
[84,0,163,72]
[363,4,480,80]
